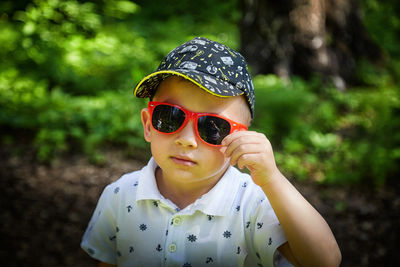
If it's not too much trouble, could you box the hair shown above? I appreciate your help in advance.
[150,75,186,101]
[237,95,252,127]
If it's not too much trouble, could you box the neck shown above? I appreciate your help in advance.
[155,167,225,210]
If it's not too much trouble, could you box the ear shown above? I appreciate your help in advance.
[141,107,152,142]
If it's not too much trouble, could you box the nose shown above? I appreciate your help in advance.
[174,120,198,148]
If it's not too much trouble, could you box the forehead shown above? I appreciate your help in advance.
[153,76,250,125]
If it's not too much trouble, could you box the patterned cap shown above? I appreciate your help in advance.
[133,37,255,118]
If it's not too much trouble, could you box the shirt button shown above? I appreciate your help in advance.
[173,217,182,226]
[168,243,177,253]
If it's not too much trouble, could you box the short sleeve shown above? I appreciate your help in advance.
[81,184,118,264]
[245,197,289,267]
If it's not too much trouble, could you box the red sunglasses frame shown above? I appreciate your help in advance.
[148,101,248,146]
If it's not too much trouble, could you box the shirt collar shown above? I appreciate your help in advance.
[136,157,163,201]
[190,166,241,216]
[136,157,242,217]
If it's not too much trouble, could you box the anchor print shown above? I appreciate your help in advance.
[127,205,133,212]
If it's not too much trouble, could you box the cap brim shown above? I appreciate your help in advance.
[133,70,244,99]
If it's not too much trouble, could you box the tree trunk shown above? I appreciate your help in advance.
[240,0,382,89]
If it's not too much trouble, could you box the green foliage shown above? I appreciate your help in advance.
[1,0,399,186]
[1,0,157,95]
[253,74,400,185]
[0,72,147,162]
[361,0,400,82]
[362,0,400,58]
[0,0,239,162]
[33,90,147,163]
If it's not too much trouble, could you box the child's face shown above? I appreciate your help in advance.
[141,76,249,185]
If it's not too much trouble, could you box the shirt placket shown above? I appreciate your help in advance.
[164,213,186,267]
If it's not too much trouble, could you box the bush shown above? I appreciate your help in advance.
[1,0,399,186]
[33,90,147,163]
[0,73,147,162]
[0,0,239,163]
[253,74,400,185]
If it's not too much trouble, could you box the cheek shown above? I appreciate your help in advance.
[149,132,170,153]
[200,147,230,178]
[149,127,168,142]
[203,145,227,165]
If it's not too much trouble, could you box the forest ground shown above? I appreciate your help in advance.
[1,143,399,267]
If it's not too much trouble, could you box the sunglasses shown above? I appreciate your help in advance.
[148,101,248,146]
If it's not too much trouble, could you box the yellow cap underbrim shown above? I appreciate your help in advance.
[133,70,244,99]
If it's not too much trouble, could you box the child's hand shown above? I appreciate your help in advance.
[221,131,279,187]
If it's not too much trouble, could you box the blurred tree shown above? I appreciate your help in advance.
[240,0,382,89]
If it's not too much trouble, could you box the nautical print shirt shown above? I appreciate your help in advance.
[81,158,288,266]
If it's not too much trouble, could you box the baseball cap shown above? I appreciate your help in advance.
[133,37,255,118]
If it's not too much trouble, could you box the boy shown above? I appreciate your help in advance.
[81,37,341,267]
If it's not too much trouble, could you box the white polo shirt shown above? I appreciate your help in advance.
[81,158,288,266]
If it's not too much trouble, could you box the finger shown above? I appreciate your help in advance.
[236,152,261,170]
[224,133,266,158]
[229,143,266,166]
[219,145,228,155]
[221,130,256,146]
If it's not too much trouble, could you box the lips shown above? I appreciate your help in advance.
[171,155,197,166]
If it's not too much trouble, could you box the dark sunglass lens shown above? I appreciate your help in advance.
[152,105,185,133]
[198,116,231,145]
